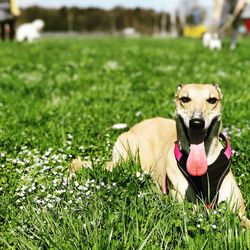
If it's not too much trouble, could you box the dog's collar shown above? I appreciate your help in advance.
[164,133,232,206]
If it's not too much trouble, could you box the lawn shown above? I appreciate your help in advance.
[0,37,250,249]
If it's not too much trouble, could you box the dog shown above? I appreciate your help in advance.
[16,19,44,42]
[71,84,250,228]
[202,32,212,48]
[202,32,222,50]
[208,34,222,50]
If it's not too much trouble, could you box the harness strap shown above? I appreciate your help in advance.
[174,133,232,161]
[164,133,232,205]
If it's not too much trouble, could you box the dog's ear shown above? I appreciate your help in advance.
[177,84,183,91]
[213,83,223,99]
[176,84,183,98]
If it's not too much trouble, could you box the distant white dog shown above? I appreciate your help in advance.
[209,34,222,50]
[202,32,212,48]
[16,19,45,42]
[202,32,222,50]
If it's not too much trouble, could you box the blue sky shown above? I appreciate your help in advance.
[18,0,213,12]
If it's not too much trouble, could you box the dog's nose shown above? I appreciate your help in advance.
[189,118,205,131]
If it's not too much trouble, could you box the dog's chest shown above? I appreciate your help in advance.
[174,133,232,205]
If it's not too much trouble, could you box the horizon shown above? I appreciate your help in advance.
[18,0,213,12]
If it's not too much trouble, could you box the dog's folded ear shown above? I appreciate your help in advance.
[177,84,183,91]
[212,83,223,99]
[176,84,183,98]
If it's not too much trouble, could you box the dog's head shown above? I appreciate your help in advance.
[175,83,223,176]
[176,83,222,143]
[32,19,45,31]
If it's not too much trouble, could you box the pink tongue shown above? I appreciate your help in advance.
[186,142,208,176]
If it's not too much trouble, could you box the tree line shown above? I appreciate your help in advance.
[18,6,173,34]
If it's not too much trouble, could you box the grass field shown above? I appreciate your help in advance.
[0,37,250,249]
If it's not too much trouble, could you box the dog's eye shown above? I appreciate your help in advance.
[207,97,217,104]
[180,97,191,103]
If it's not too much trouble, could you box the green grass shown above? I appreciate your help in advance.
[0,37,250,249]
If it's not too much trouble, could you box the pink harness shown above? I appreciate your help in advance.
[164,133,232,206]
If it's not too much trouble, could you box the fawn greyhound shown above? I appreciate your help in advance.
[71,84,250,228]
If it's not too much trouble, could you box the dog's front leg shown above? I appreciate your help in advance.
[169,188,185,202]
[166,147,197,203]
[218,171,250,228]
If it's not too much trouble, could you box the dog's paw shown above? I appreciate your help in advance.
[69,159,92,180]
[70,159,83,172]
[245,219,250,229]
[240,216,250,229]
[105,161,114,171]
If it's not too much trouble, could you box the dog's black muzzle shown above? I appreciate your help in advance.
[189,118,205,131]
[178,115,218,145]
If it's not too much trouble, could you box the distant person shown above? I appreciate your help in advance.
[218,0,248,49]
[0,0,20,41]
[205,0,249,50]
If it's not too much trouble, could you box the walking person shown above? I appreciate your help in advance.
[0,0,20,41]
[213,0,249,49]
